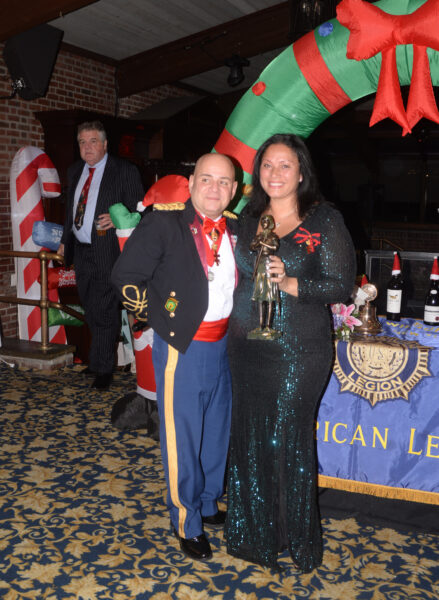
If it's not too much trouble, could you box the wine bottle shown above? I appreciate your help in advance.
[424,289,439,326]
[386,252,403,322]
[427,256,439,292]
[424,257,439,326]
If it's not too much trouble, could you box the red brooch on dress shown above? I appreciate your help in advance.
[294,228,321,253]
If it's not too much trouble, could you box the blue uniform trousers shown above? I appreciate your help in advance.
[152,332,232,539]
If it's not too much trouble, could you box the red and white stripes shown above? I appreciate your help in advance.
[9,146,65,343]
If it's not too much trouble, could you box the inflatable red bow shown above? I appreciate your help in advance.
[337,0,439,135]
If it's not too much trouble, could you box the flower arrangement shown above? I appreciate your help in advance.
[331,303,362,340]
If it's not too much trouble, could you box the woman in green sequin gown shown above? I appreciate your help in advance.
[225,134,356,572]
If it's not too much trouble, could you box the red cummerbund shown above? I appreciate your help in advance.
[193,317,229,342]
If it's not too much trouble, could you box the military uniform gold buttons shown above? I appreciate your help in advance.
[170,331,175,337]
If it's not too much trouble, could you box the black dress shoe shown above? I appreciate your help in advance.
[92,373,113,390]
[173,528,212,561]
[202,510,226,527]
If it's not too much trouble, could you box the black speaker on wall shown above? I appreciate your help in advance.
[3,24,63,100]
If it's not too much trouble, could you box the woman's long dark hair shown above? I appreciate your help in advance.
[248,133,323,219]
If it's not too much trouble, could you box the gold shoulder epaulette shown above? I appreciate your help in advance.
[223,210,238,220]
[154,202,186,211]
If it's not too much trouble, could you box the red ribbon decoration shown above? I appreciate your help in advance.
[293,31,352,115]
[294,228,321,253]
[214,128,256,176]
[337,0,439,136]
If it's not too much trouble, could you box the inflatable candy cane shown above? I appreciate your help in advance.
[9,146,65,343]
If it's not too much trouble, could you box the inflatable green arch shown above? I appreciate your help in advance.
[111,0,439,223]
[214,0,439,211]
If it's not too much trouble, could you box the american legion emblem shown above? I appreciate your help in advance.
[333,336,431,406]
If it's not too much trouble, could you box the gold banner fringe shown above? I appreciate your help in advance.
[318,475,439,506]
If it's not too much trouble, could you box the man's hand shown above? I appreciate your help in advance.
[96,213,115,230]
[57,243,65,256]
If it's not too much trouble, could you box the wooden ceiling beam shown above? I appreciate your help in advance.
[116,2,291,98]
[0,1,98,42]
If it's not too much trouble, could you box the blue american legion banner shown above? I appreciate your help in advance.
[316,318,439,505]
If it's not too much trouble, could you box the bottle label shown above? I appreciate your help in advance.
[424,306,439,323]
[387,289,402,313]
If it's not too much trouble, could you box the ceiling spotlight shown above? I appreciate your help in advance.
[225,55,250,87]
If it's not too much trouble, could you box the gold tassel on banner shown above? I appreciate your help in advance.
[318,475,439,506]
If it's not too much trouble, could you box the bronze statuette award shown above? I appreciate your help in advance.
[247,214,282,340]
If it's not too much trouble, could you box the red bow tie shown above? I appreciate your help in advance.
[201,216,227,267]
[202,216,226,235]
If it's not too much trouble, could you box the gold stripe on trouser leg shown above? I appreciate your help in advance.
[164,344,188,538]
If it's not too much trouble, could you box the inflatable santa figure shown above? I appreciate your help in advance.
[109,175,190,439]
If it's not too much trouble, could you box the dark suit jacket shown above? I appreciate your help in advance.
[111,200,238,354]
[61,155,144,272]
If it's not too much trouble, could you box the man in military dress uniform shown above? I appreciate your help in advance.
[111,153,238,561]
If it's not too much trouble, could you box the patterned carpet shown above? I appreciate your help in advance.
[0,362,438,600]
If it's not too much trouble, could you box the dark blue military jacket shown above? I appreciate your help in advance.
[111,199,238,354]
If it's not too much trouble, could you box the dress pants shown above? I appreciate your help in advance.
[152,332,232,540]
[74,242,120,374]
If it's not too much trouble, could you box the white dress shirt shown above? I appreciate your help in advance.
[203,217,236,322]
[73,153,108,243]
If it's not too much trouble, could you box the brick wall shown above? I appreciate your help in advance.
[0,43,188,338]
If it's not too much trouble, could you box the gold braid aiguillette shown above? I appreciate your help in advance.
[122,284,148,321]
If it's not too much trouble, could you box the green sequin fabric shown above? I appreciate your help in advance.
[226,201,357,572]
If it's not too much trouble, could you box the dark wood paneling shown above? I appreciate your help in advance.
[0,1,98,41]
[116,2,290,97]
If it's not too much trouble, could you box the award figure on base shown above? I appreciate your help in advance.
[248,214,282,340]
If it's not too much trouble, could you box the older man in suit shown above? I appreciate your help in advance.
[58,120,144,390]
